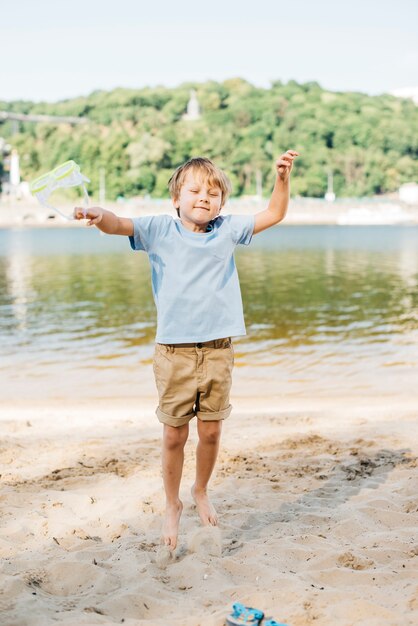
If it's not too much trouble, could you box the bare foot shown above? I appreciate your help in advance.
[162,500,183,551]
[191,485,218,526]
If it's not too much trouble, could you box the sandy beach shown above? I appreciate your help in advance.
[1,395,417,626]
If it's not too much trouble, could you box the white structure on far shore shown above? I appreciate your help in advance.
[399,182,418,205]
[10,150,20,187]
[390,86,418,105]
[0,147,32,201]
[182,90,201,121]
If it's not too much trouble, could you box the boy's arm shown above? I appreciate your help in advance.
[74,206,134,236]
[253,150,299,235]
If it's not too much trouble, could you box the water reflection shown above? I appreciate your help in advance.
[0,226,417,401]
[4,236,32,332]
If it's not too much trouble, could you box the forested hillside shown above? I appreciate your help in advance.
[1,79,417,199]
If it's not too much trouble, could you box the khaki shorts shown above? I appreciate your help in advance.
[152,337,234,427]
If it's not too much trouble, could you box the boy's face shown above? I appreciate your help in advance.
[174,170,223,232]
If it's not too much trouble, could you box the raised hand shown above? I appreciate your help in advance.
[276,150,299,182]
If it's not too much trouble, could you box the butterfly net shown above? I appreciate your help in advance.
[30,160,90,220]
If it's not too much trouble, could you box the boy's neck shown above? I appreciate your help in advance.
[180,217,211,233]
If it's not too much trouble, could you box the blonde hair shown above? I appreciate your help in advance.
[168,157,232,217]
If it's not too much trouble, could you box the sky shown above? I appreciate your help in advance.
[1,0,417,103]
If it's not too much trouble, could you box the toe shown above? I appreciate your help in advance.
[164,536,176,550]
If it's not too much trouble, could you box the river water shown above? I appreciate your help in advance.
[1,225,417,404]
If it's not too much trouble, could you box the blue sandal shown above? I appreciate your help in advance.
[226,602,264,625]
[264,620,290,626]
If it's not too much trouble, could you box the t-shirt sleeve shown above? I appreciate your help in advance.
[129,215,170,252]
[226,214,255,246]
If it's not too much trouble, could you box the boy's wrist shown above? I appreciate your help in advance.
[275,174,290,189]
[95,208,116,232]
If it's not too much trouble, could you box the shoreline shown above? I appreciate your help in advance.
[2,394,418,414]
[1,196,418,228]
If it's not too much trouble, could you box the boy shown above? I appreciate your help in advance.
[74,150,298,551]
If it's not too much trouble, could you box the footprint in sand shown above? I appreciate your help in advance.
[337,551,374,570]
[23,568,49,587]
[188,526,222,558]
[404,499,418,514]
[156,545,174,570]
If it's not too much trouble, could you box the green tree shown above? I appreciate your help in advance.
[2,78,417,200]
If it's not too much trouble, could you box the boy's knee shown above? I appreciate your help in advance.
[163,423,189,449]
[198,420,222,445]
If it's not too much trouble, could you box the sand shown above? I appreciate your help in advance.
[0,397,417,626]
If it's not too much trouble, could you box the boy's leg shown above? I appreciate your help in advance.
[192,419,222,526]
[162,422,189,550]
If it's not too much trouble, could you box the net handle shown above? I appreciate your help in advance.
[43,183,89,221]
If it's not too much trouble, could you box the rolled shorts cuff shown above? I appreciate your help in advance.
[156,407,195,428]
[196,404,233,422]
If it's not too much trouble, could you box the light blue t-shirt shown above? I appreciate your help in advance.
[129,214,255,343]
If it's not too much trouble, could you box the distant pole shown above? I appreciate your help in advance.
[325,169,335,202]
[99,168,106,204]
